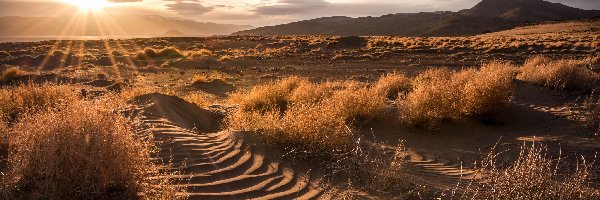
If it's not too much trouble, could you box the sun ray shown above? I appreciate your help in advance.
[18,4,82,38]
[92,12,157,71]
[58,40,74,69]
[74,40,86,72]
[95,13,158,68]
[89,11,123,81]
[37,14,82,72]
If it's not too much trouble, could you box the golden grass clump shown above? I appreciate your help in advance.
[228,77,387,154]
[183,92,211,108]
[230,76,308,113]
[519,56,600,91]
[581,92,600,139]
[401,62,515,129]
[1,101,179,199]
[373,73,412,99]
[0,84,79,121]
[191,72,229,85]
[460,62,516,116]
[135,47,184,60]
[459,143,599,199]
[402,68,459,128]
[188,49,215,60]
[0,68,27,84]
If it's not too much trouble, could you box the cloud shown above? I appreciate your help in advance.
[165,0,214,15]
[253,0,329,15]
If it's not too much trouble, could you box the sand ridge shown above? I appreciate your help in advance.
[130,93,331,199]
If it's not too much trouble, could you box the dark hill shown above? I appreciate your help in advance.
[234,0,600,36]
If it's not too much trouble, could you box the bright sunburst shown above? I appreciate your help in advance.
[63,0,111,11]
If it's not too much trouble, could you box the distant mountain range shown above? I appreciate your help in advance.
[234,0,600,36]
[0,14,252,37]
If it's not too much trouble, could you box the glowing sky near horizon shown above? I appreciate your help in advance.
[0,0,599,26]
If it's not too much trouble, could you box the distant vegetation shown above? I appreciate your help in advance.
[519,56,600,92]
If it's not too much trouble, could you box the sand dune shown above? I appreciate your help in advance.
[130,94,330,199]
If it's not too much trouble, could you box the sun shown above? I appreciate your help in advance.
[64,0,111,11]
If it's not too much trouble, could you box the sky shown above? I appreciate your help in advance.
[0,0,599,26]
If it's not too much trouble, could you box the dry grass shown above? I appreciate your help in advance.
[373,73,412,99]
[183,92,211,108]
[456,143,600,199]
[0,83,79,122]
[581,92,600,140]
[187,49,215,59]
[0,84,181,199]
[460,62,516,116]
[0,68,27,84]
[228,77,387,155]
[519,56,600,91]
[401,62,515,129]
[191,72,229,85]
[227,77,417,197]
[135,47,185,60]
[230,76,308,113]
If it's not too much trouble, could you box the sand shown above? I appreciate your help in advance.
[131,94,329,199]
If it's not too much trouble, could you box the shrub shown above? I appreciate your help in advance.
[402,68,460,128]
[460,62,516,116]
[135,47,184,60]
[0,117,6,142]
[183,92,210,108]
[0,68,27,84]
[401,62,515,129]
[1,101,179,199]
[581,92,600,140]
[230,76,308,113]
[457,143,600,199]
[373,73,412,99]
[188,49,214,60]
[519,56,600,91]
[228,77,387,155]
[0,84,79,122]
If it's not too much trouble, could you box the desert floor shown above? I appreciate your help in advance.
[1,21,599,199]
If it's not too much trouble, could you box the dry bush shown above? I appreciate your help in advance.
[187,49,215,59]
[519,56,600,91]
[373,73,412,99]
[135,47,184,60]
[230,76,308,113]
[581,92,600,140]
[226,77,413,196]
[456,143,600,199]
[0,68,27,84]
[0,84,79,122]
[192,75,211,84]
[1,100,180,199]
[191,72,230,85]
[460,62,516,116]
[401,62,515,129]
[228,77,387,155]
[183,92,211,108]
[401,68,461,128]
